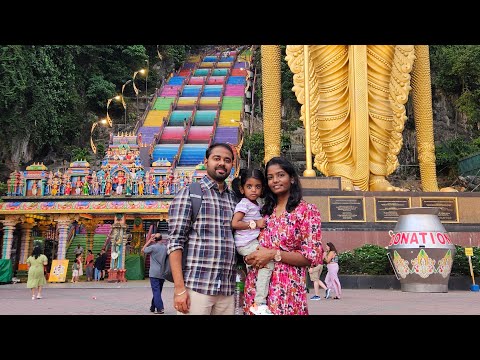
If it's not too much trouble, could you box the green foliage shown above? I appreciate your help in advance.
[280,45,298,105]
[435,137,480,175]
[430,45,480,132]
[337,250,361,274]
[0,181,7,196]
[339,244,394,275]
[0,44,152,175]
[158,45,196,70]
[241,132,265,166]
[451,245,480,276]
[70,147,92,163]
[86,75,116,109]
[241,132,292,166]
[95,143,106,159]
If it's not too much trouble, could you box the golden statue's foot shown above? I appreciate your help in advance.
[440,187,458,192]
[341,177,355,191]
[369,176,405,191]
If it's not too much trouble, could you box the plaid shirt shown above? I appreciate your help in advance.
[167,175,237,296]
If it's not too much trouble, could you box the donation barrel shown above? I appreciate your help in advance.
[387,207,455,292]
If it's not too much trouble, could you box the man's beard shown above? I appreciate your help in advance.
[207,166,229,182]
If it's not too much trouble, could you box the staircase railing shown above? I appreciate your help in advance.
[209,115,219,147]
[102,227,114,251]
[134,80,163,135]
[64,223,78,252]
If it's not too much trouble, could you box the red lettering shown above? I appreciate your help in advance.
[429,232,436,244]
[419,232,427,244]
[393,233,401,245]
[401,232,409,245]
[444,233,452,244]
[437,233,446,245]
[388,234,394,246]
[410,232,419,244]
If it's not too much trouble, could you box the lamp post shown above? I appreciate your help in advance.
[90,118,108,154]
[121,79,132,127]
[106,95,121,128]
[133,69,146,117]
[145,59,149,107]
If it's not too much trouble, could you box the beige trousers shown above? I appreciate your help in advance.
[176,288,234,315]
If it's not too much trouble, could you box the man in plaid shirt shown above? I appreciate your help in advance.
[168,143,238,315]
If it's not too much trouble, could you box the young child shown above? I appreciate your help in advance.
[231,169,273,315]
[71,258,79,283]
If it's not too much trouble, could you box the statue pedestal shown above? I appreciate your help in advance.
[117,269,127,282]
[107,269,127,282]
[107,269,119,282]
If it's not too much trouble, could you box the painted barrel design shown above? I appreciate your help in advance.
[387,207,455,292]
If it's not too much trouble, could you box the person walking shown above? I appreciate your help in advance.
[167,143,237,315]
[74,244,84,257]
[324,242,342,300]
[309,263,329,301]
[26,246,48,300]
[142,232,168,314]
[243,157,324,315]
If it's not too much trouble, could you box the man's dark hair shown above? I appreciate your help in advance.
[154,233,162,241]
[205,143,234,160]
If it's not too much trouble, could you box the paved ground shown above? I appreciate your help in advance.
[1,280,479,315]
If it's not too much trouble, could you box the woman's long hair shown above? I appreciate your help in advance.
[261,157,302,216]
[231,168,266,201]
[326,242,338,253]
[32,246,41,259]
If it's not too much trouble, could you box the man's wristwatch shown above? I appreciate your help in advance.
[274,249,282,262]
[249,220,257,230]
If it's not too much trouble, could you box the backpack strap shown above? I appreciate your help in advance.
[189,181,203,224]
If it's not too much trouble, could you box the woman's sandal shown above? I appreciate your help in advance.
[333,296,340,300]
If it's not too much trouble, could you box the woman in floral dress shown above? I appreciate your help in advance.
[244,157,324,315]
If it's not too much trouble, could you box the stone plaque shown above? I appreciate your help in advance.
[328,196,365,222]
[374,197,411,222]
[420,197,459,223]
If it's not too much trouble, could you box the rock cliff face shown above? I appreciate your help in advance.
[0,134,34,182]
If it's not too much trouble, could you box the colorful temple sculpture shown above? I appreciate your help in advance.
[0,46,249,283]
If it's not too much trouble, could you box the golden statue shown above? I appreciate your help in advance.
[261,45,446,192]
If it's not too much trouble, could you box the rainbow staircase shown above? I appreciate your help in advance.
[138,48,249,179]
[64,223,112,280]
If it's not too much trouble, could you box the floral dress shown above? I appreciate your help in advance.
[244,200,324,315]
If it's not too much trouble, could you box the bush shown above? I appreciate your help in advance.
[451,245,480,276]
[338,244,394,275]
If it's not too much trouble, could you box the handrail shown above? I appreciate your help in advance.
[209,114,219,147]
[134,88,158,135]
[64,223,77,251]
[249,59,257,135]
[102,227,114,251]
[154,115,169,147]
[191,106,198,127]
